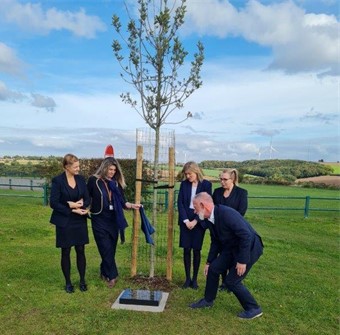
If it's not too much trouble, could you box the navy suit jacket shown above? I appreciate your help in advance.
[49,172,90,227]
[177,179,212,225]
[212,185,248,216]
[207,205,263,265]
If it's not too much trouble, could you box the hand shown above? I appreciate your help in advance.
[185,220,197,230]
[126,202,141,210]
[236,262,246,276]
[72,208,89,215]
[204,264,209,276]
[67,199,83,209]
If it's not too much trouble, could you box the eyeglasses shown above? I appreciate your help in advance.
[220,178,231,182]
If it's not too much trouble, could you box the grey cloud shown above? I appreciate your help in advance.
[0,126,338,162]
[31,93,56,112]
[0,81,26,102]
[300,108,339,124]
[252,128,281,137]
[192,112,204,120]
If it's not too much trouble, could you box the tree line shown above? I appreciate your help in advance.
[199,159,334,186]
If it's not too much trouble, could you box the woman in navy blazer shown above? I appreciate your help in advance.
[49,154,90,293]
[87,157,140,288]
[177,161,212,289]
[212,168,248,216]
[212,168,248,289]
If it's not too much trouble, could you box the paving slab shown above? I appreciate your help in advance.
[111,289,169,313]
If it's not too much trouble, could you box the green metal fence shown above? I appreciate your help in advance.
[0,181,49,205]
[0,183,339,218]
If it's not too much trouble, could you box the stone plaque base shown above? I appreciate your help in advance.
[119,289,162,306]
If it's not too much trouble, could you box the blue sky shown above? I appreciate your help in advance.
[0,0,339,163]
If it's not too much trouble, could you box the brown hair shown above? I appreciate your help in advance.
[62,154,79,169]
[94,157,126,188]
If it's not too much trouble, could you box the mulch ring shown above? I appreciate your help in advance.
[126,275,179,292]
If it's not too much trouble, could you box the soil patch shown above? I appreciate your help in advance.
[127,275,178,292]
[295,175,340,187]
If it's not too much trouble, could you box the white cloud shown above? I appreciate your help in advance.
[0,42,25,76]
[0,0,106,38]
[185,0,339,75]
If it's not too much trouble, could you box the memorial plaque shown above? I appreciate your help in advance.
[119,289,163,307]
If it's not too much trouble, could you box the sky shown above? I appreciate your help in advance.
[0,0,339,163]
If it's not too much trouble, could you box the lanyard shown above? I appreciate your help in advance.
[101,179,112,203]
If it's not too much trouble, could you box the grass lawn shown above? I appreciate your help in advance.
[0,186,339,335]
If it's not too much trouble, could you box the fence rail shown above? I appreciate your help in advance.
[0,181,49,205]
[0,181,339,218]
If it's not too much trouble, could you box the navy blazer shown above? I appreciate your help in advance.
[177,179,212,225]
[207,205,263,265]
[49,172,90,227]
[212,185,248,216]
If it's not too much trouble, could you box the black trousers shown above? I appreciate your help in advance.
[92,227,119,281]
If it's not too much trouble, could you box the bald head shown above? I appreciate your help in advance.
[194,192,213,204]
[193,192,214,220]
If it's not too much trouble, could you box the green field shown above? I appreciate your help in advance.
[0,185,339,335]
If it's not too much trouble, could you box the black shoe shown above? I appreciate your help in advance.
[190,280,198,290]
[79,282,87,292]
[65,284,74,293]
[182,279,191,289]
[189,298,213,309]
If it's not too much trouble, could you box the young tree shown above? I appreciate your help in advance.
[112,0,204,277]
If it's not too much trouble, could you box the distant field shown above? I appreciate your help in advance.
[321,162,340,174]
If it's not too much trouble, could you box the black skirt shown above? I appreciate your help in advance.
[56,213,89,248]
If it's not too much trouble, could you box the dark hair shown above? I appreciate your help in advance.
[94,157,126,188]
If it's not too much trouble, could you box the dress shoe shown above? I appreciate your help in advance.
[237,307,263,320]
[107,278,117,288]
[190,280,198,290]
[182,279,191,289]
[189,298,213,309]
[65,284,74,293]
[79,282,88,292]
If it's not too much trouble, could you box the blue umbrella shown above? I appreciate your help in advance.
[139,207,155,245]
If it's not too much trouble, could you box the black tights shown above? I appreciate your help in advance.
[183,248,201,282]
[61,245,86,285]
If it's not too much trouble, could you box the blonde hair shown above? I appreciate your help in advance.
[62,154,79,169]
[180,161,204,182]
[220,168,239,185]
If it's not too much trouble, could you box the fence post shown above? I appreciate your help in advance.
[43,184,49,206]
[9,178,12,190]
[304,196,310,218]
[30,180,33,191]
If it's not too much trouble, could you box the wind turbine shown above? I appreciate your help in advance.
[256,147,263,160]
[268,136,278,159]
